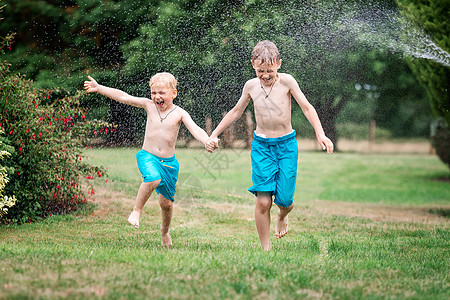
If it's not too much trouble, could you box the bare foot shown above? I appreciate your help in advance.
[127,210,141,228]
[161,233,172,248]
[275,213,288,239]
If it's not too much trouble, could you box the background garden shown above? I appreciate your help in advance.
[0,0,449,299]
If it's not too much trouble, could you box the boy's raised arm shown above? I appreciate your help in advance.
[84,76,149,108]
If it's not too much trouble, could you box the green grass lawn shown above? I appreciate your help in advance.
[1,148,449,299]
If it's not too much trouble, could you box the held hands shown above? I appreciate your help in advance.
[83,76,99,93]
[205,137,219,153]
[317,134,334,154]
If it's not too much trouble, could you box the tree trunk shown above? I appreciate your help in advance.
[221,112,235,148]
[316,101,338,151]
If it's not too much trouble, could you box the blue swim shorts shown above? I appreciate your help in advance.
[136,149,180,201]
[248,130,298,207]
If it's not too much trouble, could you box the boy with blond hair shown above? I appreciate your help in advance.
[206,40,333,250]
[85,72,215,247]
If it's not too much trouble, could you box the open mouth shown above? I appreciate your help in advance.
[155,100,165,107]
[261,78,272,85]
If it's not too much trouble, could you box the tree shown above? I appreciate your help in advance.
[122,0,429,147]
[1,0,159,145]
[396,0,449,124]
[3,0,432,146]
[396,0,450,167]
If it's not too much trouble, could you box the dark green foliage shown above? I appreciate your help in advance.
[0,0,157,89]
[122,0,433,144]
[2,0,436,145]
[396,0,450,124]
[396,0,450,166]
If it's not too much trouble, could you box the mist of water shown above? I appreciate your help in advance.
[332,1,450,67]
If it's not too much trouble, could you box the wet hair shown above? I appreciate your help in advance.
[251,40,281,65]
[149,72,177,90]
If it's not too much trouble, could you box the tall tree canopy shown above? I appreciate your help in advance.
[2,0,433,146]
[396,0,450,124]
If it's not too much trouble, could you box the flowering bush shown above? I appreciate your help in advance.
[0,33,112,224]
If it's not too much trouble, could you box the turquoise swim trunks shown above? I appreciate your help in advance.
[136,150,180,201]
[248,130,298,207]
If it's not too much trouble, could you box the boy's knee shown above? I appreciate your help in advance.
[256,195,272,212]
[143,179,161,190]
[159,197,173,210]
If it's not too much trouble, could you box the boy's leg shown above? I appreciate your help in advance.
[275,203,294,239]
[255,192,273,251]
[158,194,174,248]
[274,137,298,239]
[128,179,161,228]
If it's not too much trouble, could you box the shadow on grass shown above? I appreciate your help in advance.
[432,174,450,183]
[429,207,450,218]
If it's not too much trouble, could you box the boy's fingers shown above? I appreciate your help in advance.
[326,141,334,154]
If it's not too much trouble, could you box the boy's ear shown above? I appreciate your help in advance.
[173,89,178,98]
[277,59,282,69]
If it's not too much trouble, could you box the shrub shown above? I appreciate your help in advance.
[0,35,112,224]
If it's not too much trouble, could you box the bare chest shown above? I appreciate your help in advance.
[146,106,182,135]
[250,83,292,113]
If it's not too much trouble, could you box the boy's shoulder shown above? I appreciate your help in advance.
[173,105,190,118]
[245,77,260,86]
[278,73,299,88]
[278,72,296,82]
[141,97,154,106]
